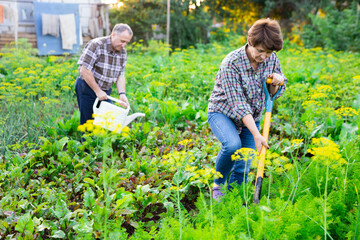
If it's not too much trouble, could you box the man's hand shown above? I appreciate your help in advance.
[119,94,129,108]
[254,133,269,153]
[95,90,108,100]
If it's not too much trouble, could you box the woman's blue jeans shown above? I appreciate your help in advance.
[208,112,260,188]
[75,77,112,125]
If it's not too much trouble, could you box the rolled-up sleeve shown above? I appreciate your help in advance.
[273,55,287,100]
[120,57,127,77]
[220,62,253,122]
[77,42,98,71]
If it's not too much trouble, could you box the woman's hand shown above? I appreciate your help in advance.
[267,73,284,86]
[254,133,269,153]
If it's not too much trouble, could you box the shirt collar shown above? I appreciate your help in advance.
[105,36,113,53]
[240,43,267,71]
[105,36,126,55]
[240,44,253,71]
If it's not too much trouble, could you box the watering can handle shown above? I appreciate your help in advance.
[106,95,130,109]
[93,95,130,111]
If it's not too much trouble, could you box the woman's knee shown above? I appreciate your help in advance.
[222,140,241,155]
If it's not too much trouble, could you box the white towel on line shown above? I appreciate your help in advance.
[41,13,59,38]
[59,14,77,50]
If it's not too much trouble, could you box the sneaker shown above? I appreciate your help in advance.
[212,186,224,201]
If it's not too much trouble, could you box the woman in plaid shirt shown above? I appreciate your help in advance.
[208,19,287,200]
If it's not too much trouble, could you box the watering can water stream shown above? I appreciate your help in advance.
[93,95,145,133]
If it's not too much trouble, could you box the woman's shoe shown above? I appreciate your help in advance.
[212,186,224,201]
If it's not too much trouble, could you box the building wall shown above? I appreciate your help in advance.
[0,0,104,36]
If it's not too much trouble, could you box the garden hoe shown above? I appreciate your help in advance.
[253,77,283,204]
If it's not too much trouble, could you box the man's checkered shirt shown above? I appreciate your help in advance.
[78,36,127,91]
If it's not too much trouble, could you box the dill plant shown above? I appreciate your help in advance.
[308,137,347,239]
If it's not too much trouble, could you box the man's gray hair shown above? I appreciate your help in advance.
[112,23,133,35]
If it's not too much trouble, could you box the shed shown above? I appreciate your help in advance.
[0,0,115,54]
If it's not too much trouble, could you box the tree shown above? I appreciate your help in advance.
[109,0,165,43]
[169,0,211,48]
[109,0,211,49]
[204,0,262,33]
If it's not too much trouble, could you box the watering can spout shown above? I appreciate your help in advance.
[124,113,146,127]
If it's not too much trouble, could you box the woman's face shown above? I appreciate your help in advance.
[248,44,273,63]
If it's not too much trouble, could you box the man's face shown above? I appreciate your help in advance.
[111,31,132,51]
[250,44,273,63]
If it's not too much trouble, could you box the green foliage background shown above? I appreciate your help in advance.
[109,0,360,51]
[0,36,359,239]
[0,0,360,238]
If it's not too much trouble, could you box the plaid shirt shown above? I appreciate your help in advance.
[78,36,127,91]
[208,44,287,133]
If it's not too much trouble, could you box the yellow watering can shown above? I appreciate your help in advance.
[92,95,145,133]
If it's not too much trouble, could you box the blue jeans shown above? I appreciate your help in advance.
[75,77,112,125]
[208,112,260,188]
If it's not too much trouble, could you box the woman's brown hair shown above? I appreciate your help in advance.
[247,18,283,51]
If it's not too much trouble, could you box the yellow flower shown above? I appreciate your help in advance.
[283,163,294,171]
[310,92,327,100]
[291,139,304,145]
[61,86,71,91]
[93,128,100,135]
[170,185,183,191]
[178,139,193,147]
[334,106,359,119]
[122,126,130,133]
[185,166,197,172]
[302,100,321,108]
[86,124,94,132]
[307,138,347,166]
[77,125,86,132]
[273,158,281,166]
[317,8,326,18]
[291,139,304,148]
[305,120,316,130]
[232,148,256,162]
[189,167,222,184]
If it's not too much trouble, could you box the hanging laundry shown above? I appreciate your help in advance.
[97,5,104,30]
[21,9,27,21]
[0,5,4,24]
[41,14,59,37]
[59,14,77,50]
[2,5,14,22]
[88,5,102,38]
[1,5,17,40]
[88,18,100,38]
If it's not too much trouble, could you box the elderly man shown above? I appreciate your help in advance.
[75,23,132,125]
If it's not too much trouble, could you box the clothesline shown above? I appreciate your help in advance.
[0,0,111,6]
[41,13,77,50]
[1,1,110,51]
